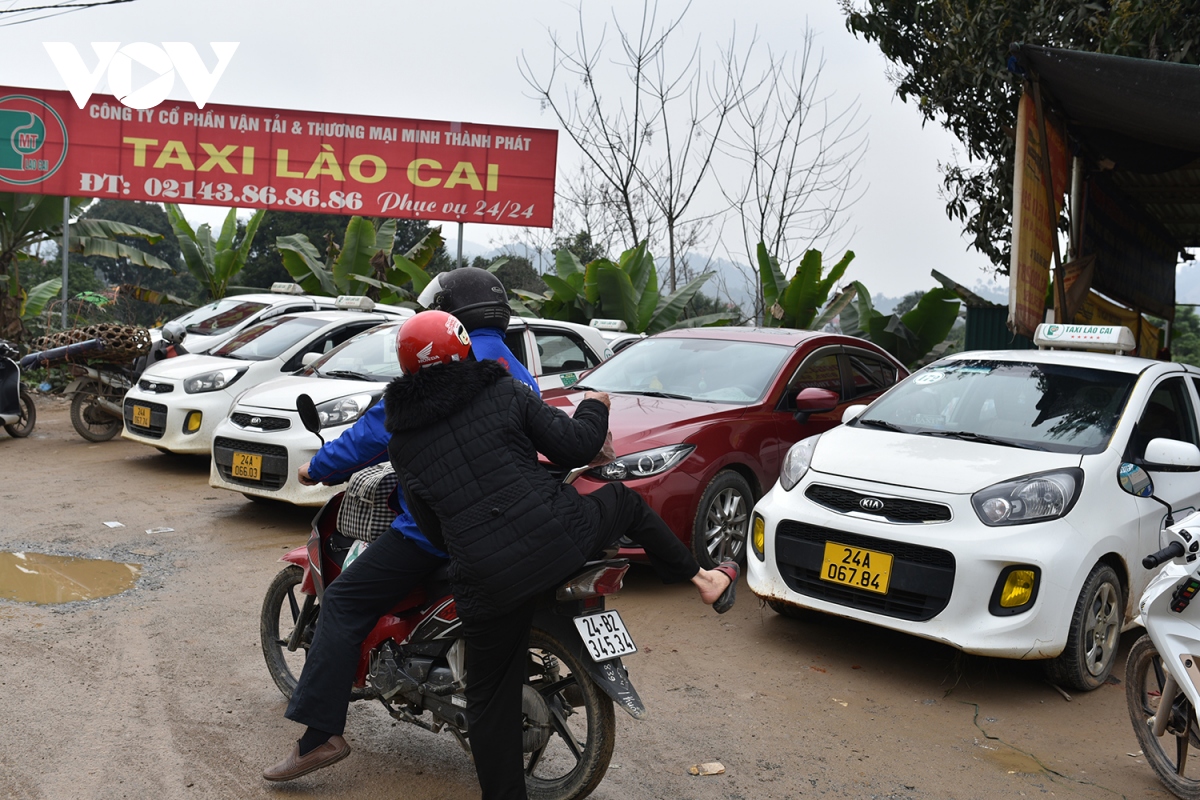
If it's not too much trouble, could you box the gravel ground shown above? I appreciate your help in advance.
[0,398,1174,799]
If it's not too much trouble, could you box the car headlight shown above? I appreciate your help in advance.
[779,434,821,491]
[971,469,1084,526]
[184,367,246,393]
[588,444,695,481]
[315,393,379,428]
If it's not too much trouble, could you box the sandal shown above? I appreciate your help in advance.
[711,560,739,614]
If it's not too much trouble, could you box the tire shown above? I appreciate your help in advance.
[1126,633,1200,797]
[1043,563,1123,692]
[691,470,754,570]
[3,385,35,438]
[259,565,374,702]
[70,382,122,442]
[768,599,817,621]
[524,628,616,800]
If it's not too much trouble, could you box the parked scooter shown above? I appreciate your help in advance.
[0,340,35,438]
[259,396,642,800]
[1123,456,1200,798]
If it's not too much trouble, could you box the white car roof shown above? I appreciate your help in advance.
[938,347,1185,376]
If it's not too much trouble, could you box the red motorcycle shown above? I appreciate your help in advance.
[260,484,643,799]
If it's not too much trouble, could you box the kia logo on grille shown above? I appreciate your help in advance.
[859,497,885,511]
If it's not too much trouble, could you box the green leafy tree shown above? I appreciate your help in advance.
[552,231,608,267]
[513,242,733,333]
[470,254,547,296]
[1170,305,1200,364]
[0,194,170,340]
[278,218,444,304]
[840,280,962,367]
[758,244,855,329]
[166,205,265,300]
[842,1,1200,270]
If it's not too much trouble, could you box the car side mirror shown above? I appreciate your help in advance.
[296,393,324,444]
[301,352,322,368]
[793,387,840,424]
[1143,438,1200,472]
[842,404,868,424]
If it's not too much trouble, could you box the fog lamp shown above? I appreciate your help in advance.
[989,565,1041,616]
[751,514,765,561]
[184,411,202,433]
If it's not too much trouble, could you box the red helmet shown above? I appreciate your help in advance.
[397,310,472,374]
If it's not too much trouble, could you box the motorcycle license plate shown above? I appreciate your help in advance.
[132,404,151,428]
[573,610,637,662]
[820,541,893,594]
[232,451,262,481]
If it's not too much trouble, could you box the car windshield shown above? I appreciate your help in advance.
[210,316,327,361]
[304,323,404,381]
[578,337,792,404]
[171,298,270,335]
[856,359,1138,454]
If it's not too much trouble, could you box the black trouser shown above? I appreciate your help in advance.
[286,528,445,735]
[463,482,701,799]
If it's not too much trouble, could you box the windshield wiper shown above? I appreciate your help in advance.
[622,390,692,400]
[323,369,382,381]
[572,384,598,392]
[917,430,1044,450]
[856,418,907,433]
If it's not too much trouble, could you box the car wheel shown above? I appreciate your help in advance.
[691,470,753,570]
[1044,562,1123,692]
[767,599,818,621]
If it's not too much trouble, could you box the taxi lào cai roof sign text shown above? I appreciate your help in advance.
[0,86,558,227]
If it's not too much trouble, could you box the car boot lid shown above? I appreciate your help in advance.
[811,423,1084,494]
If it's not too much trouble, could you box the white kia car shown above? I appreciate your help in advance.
[748,324,1200,692]
[165,283,349,354]
[122,303,410,454]
[208,317,611,505]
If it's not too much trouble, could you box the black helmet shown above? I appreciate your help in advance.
[417,267,511,331]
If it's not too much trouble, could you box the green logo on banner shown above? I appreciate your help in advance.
[0,95,68,186]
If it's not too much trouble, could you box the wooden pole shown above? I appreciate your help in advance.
[1032,80,1067,323]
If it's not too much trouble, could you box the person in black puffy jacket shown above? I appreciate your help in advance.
[383,310,737,800]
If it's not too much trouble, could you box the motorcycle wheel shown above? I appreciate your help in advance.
[4,385,36,438]
[259,565,375,702]
[524,628,616,800]
[70,381,122,442]
[1126,633,1200,798]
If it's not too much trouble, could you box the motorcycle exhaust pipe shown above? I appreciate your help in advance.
[94,396,124,418]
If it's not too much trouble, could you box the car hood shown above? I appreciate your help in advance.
[546,391,745,452]
[811,424,1084,494]
[234,375,386,411]
[141,353,250,381]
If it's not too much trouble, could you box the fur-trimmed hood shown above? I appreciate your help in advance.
[384,358,510,433]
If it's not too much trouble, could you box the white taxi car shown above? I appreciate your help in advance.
[748,324,1200,691]
[208,317,610,505]
[122,302,410,454]
[166,283,348,354]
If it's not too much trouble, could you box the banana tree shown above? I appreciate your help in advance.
[166,204,265,300]
[758,243,855,329]
[514,242,733,333]
[840,280,961,367]
[0,193,170,339]
[278,218,444,305]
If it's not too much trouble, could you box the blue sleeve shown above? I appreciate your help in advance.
[470,329,541,397]
[306,399,390,483]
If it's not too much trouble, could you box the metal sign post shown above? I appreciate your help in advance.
[60,196,69,328]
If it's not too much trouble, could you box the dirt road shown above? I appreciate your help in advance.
[0,399,1174,799]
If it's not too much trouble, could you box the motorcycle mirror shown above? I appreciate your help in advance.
[296,394,324,444]
[1118,462,1154,497]
[161,320,186,345]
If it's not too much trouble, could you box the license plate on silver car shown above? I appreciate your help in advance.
[573,609,637,662]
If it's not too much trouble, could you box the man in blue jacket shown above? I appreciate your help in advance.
[264,269,540,782]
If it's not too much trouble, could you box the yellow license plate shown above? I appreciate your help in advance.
[132,405,151,428]
[820,541,893,594]
[232,452,262,481]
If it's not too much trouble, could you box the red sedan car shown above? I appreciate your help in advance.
[545,327,908,568]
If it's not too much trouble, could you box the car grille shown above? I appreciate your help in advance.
[775,520,955,622]
[805,484,952,523]
[230,412,290,431]
[212,436,289,490]
[137,379,174,394]
[123,398,167,439]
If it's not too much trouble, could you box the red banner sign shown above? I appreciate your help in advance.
[0,86,558,227]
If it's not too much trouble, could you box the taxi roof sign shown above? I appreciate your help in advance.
[270,282,305,295]
[334,295,375,312]
[1034,323,1136,352]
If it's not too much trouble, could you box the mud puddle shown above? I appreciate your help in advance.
[0,551,141,604]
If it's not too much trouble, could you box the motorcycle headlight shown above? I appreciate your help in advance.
[971,468,1084,526]
[588,444,695,481]
[184,367,246,393]
[314,393,379,428]
[779,434,821,491]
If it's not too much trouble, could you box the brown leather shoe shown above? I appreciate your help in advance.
[262,735,351,782]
